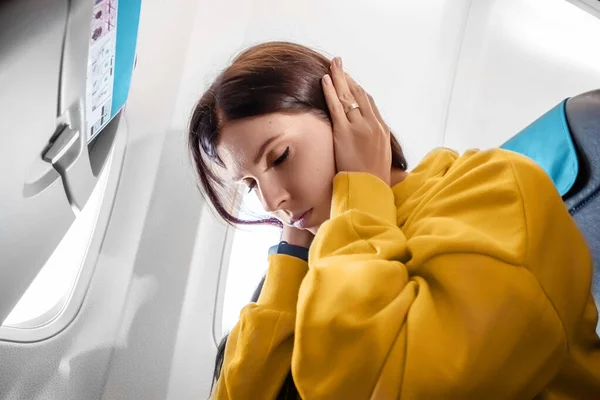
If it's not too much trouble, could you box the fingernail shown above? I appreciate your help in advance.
[335,57,342,68]
[323,74,331,84]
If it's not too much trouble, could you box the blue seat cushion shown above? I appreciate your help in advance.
[501,100,579,197]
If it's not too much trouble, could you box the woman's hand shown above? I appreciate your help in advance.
[281,224,314,248]
[321,57,392,186]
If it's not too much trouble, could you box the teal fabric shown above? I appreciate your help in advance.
[501,100,578,196]
[111,0,142,124]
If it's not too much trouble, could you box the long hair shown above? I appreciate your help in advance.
[188,41,407,398]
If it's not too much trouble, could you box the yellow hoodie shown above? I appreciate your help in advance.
[215,148,600,400]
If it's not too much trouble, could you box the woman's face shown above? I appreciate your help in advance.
[217,112,336,234]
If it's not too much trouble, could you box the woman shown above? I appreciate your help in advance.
[188,42,600,399]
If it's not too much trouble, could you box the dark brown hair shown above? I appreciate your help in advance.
[188,41,407,399]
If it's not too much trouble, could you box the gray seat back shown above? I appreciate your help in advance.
[564,89,600,330]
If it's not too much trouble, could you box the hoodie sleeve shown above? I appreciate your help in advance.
[214,253,308,399]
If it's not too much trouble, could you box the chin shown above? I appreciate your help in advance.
[307,211,327,235]
[307,226,319,235]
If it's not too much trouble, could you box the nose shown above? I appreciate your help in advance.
[258,177,290,216]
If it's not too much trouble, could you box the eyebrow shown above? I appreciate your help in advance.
[253,135,279,165]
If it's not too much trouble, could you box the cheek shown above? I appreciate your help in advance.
[312,136,336,178]
[295,135,336,198]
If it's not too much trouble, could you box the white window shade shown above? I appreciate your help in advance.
[220,191,281,337]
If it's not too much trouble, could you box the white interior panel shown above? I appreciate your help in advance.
[444,0,600,152]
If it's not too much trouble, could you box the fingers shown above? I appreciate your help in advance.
[345,73,377,125]
[321,74,348,127]
[367,91,387,129]
[322,57,384,131]
[329,57,361,122]
[346,73,390,133]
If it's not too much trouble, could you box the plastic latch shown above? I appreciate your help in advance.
[42,125,95,214]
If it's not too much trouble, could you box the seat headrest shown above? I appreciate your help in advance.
[501,100,579,197]
[563,89,600,212]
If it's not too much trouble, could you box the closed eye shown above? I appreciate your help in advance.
[246,147,290,193]
[273,147,289,166]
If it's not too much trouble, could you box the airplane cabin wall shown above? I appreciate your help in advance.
[0,0,206,399]
[445,0,600,152]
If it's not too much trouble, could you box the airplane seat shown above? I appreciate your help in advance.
[564,90,600,316]
[501,89,600,327]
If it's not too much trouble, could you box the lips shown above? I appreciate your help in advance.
[290,209,312,229]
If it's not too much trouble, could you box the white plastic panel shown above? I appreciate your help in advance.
[0,0,206,398]
[444,0,600,151]
[2,151,112,330]
[0,111,128,400]
[0,0,76,326]
[567,0,600,19]
[0,114,119,343]
[0,0,100,327]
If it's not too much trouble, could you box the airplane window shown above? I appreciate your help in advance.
[1,156,112,330]
[221,190,281,337]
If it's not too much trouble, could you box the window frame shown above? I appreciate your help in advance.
[0,116,127,343]
[211,187,283,344]
[211,187,243,345]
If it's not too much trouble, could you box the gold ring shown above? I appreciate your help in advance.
[345,102,360,114]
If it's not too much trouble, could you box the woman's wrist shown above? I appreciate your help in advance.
[269,241,309,262]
